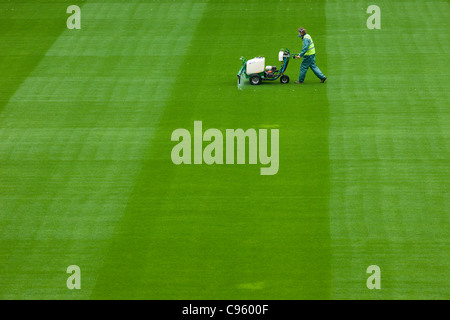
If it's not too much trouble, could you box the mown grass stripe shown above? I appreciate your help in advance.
[0,0,206,299]
[326,0,449,299]
[92,0,331,299]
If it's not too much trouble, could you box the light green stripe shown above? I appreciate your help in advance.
[326,0,449,299]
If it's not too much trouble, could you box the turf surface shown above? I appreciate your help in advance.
[0,0,448,300]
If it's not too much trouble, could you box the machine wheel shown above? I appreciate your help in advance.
[280,75,290,84]
[249,74,262,85]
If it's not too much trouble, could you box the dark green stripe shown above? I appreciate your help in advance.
[0,3,78,114]
[93,0,331,299]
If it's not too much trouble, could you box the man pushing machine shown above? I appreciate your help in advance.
[294,27,327,84]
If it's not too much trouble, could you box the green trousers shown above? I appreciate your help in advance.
[298,54,326,82]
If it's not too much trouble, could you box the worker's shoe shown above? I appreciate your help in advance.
[320,77,327,83]
[294,81,304,84]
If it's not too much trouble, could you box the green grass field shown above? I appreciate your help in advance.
[0,0,448,300]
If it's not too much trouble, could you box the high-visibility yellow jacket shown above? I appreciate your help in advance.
[300,34,316,57]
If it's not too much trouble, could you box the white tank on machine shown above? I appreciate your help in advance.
[278,50,285,62]
[246,57,265,75]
